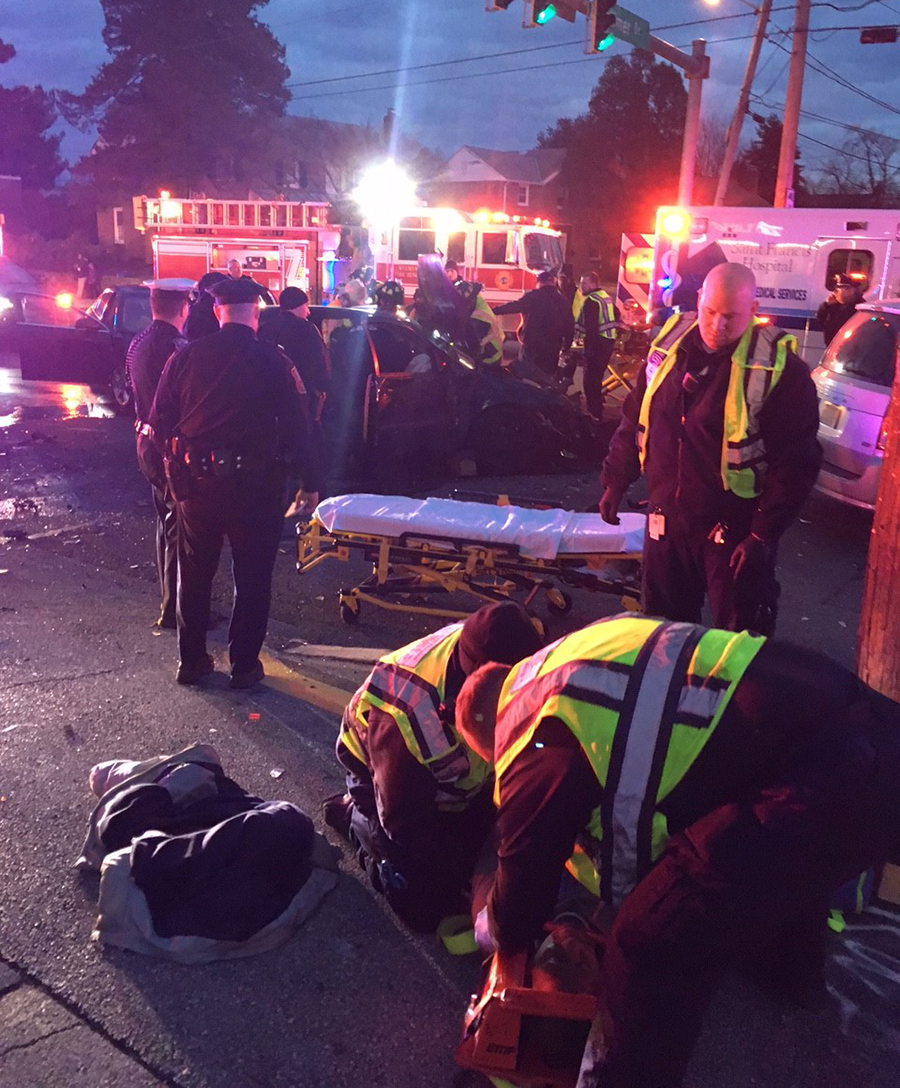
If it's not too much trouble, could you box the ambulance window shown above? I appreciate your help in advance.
[825,249,873,290]
[398,229,436,262]
[482,233,509,265]
[447,232,466,264]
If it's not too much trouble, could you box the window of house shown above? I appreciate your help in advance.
[113,206,125,245]
[481,232,509,265]
[294,161,309,188]
[274,160,285,187]
[517,184,530,207]
[398,229,436,262]
[825,249,874,290]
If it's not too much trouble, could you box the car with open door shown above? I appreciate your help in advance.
[0,284,152,411]
[310,305,601,485]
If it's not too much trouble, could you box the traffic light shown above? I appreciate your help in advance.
[524,2,557,27]
[590,1,617,52]
[859,26,898,44]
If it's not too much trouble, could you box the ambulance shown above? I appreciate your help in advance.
[368,207,566,330]
[634,205,900,362]
[134,193,340,301]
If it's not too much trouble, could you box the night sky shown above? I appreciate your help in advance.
[3,0,900,177]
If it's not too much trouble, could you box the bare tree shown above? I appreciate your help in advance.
[696,116,729,179]
[808,129,900,203]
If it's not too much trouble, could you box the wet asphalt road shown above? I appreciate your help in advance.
[1,359,899,1088]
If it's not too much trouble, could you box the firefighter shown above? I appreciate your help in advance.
[456,280,503,366]
[599,262,821,635]
[372,279,405,315]
[455,613,900,1088]
[323,602,543,933]
[573,272,619,419]
[149,276,321,688]
[125,278,194,629]
[444,259,461,284]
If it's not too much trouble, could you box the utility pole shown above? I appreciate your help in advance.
[715,0,772,206]
[774,0,810,207]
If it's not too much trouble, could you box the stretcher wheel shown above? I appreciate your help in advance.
[339,599,360,625]
[530,615,547,640]
[546,588,572,615]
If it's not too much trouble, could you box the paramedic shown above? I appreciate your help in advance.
[455,613,900,1088]
[598,262,822,635]
[573,272,619,419]
[323,601,542,932]
[457,280,504,365]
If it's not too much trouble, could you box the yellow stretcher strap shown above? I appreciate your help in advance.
[437,914,479,955]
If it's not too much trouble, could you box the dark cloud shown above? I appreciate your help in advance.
[2,0,899,172]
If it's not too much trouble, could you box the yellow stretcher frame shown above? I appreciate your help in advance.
[296,515,641,629]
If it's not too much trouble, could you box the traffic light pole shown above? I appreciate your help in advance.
[714,0,772,206]
[774,0,810,207]
[665,38,708,207]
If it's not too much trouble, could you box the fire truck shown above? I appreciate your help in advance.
[133,193,340,300]
[369,207,566,325]
[633,204,900,361]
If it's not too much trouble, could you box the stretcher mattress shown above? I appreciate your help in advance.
[313,495,645,561]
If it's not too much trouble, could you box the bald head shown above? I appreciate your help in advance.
[698,263,758,351]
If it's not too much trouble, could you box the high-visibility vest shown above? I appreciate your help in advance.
[471,295,503,365]
[494,615,764,906]
[572,289,618,340]
[637,314,797,499]
[339,623,489,810]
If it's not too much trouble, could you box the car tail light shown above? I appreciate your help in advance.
[877,416,889,452]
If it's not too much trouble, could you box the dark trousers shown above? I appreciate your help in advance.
[152,482,178,624]
[583,337,616,419]
[345,769,495,932]
[641,515,779,633]
[523,343,562,377]
[577,687,900,1088]
[175,470,285,674]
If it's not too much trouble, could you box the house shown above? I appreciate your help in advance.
[420,146,566,222]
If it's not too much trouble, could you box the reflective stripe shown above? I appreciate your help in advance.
[606,623,702,906]
[394,622,462,668]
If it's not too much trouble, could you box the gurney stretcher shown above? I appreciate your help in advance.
[296,494,644,627]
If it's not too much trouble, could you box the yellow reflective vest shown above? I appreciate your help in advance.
[339,623,490,811]
[471,295,503,365]
[572,288,618,341]
[637,313,797,499]
[494,615,764,906]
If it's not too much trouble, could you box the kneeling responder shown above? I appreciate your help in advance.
[456,280,503,366]
[324,601,542,933]
[455,613,900,1088]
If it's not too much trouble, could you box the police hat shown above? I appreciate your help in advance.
[280,286,309,309]
[143,277,196,292]
[210,277,263,305]
[197,271,227,295]
[833,274,860,290]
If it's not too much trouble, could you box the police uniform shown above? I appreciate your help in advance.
[148,276,322,688]
[126,278,194,628]
[601,314,822,633]
[573,286,618,418]
[330,603,542,932]
[483,614,900,1088]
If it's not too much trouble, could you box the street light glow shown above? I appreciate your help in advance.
[351,161,418,225]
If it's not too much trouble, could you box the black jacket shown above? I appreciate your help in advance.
[149,323,322,491]
[816,295,862,346]
[126,319,185,423]
[600,325,822,542]
[258,308,330,399]
[184,295,220,341]
[494,286,574,355]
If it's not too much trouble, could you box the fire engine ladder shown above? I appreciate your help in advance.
[136,195,329,234]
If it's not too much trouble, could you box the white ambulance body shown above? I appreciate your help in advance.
[646,206,900,362]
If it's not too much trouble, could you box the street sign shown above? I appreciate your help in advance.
[611,4,650,50]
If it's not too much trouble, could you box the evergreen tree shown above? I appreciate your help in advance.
[0,38,64,189]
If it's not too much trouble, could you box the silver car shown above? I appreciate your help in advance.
[812,300,900,510]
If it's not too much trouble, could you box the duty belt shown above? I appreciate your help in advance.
[182,449,273,477]
[134,420,153,438]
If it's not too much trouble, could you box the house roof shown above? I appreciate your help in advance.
[451,146,565,184]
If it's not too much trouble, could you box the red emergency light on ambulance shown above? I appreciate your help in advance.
[642,204,900,361]
[369,206,566,325]
[134,192,340,301]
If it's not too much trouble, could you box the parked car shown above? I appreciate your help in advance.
[811,299,900,510]
[309,306,602,483]
[0,285,152,411]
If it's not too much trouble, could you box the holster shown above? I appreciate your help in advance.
[163,438,194,502]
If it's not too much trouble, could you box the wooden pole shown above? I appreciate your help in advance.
[774,0,810,208]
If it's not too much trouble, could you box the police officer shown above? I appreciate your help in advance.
[184,271,226,341]
[323,601,542,932]
[149,276,321,689]
[258,286,329,409]
[599,263,822,635]
[126,278,194,629]
[456,280,503,365]
[494,270,574,381]
[455,613,900,1088]
[573,272,619,419]
[816,272,866,346]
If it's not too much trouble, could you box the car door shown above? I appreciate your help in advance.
[14,292,115,385]
[365,320,453,457]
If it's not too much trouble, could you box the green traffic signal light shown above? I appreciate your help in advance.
[536,2,556,23]
[596,30,615,51]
